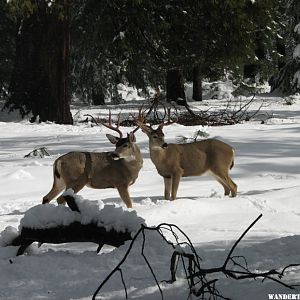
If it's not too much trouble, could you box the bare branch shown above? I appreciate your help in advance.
[93,216,298,300]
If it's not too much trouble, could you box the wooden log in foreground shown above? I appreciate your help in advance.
[10,196,133,256]
[11,222,132,256]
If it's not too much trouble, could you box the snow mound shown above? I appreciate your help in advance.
[8,169,34,180]
[203,80,235,100]
[19,190,145,234]
[0,226,19,246]
[293,44,300,60]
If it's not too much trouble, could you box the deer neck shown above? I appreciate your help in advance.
[149,144,167,166]
[122,145,143,169]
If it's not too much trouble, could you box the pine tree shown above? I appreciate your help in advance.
[71,1,281,103]
[4,0,73,124]
[270,0,300,94]
[0,0,15,101]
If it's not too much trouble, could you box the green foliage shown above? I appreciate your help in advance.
[7,0,66,20]
[7,0,37,20]
[0,0,16,100]
[2,0,284,107]
[269,0,300,94]
[71,0,282,102]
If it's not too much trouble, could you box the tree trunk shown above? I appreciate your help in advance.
[6,0,73,124]
[92,88,105,105]
[243,64,259,81]
[192,65,202,101]
[166,69,185,102]
[269,60,300,94]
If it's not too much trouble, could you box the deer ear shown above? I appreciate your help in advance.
[128,132,136,143]
[106,134,119,144]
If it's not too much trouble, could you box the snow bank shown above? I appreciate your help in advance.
[0,226,19,246]
[186,81,236,101]
[19,190,145,234]
[293,44,300,60]
[293,71,300,88]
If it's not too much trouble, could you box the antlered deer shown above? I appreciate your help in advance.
[137,121,237,200]
[43,114,143,208]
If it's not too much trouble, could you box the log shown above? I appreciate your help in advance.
[9,195,133,256]
[11,222,132,256]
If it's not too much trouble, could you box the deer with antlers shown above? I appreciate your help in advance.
[42,112,143,208]
[136,116,237,200]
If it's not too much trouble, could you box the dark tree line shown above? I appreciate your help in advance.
[0,0,298,124]
[3,0,73,124]
[270,0,300,94]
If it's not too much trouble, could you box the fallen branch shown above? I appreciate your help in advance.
[24,147,51,158]
[93,214,300,300]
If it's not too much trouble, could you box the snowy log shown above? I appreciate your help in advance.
[11,222,132,256]
[4,193,145,256]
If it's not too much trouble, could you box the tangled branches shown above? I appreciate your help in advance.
[92,214,299,300]
[137,94,271,126]
[177,95,272,126]
[82,94,271,129]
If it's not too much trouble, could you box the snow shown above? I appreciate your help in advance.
[294,23,300,35]
[1,90,300,299]
[0,226,19,247]
[16,190,145,234]
[294,71,300,88]
[186,80,236,100]
[293,44,300,59]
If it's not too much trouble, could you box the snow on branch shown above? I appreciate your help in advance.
[24,147,51,158]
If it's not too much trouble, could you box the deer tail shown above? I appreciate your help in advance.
[54,160,61,179]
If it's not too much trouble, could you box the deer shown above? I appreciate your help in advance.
[42,112,143,208]
[136,118,237,200]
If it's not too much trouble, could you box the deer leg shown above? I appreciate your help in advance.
[171,173,182,200]
[117,185,132,208]
[221,174,237,197]
[214,172,237,198]
[164,177,172,200]
[42,178,65,204]
[216,178,231,196]
[57,181,86,205]
[228,176,237,197]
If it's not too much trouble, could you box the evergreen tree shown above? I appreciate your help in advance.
[4,0,73,124]
[0,0,15,101]
[71,1,281,103]
[70,0,166,104]
[270,0,300,94]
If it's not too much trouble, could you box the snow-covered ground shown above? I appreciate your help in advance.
[1,92,300,299]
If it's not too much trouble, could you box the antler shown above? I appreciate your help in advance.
[158,107,178,128]
[132,107,147,132]
[100,110,123,138]
[84,111,123,138]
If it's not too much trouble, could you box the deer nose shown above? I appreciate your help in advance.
[111,153,120,160]
[161,143,168,149]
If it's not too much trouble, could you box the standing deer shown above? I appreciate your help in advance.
[137,120,237,200]
[42,114,143,208]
